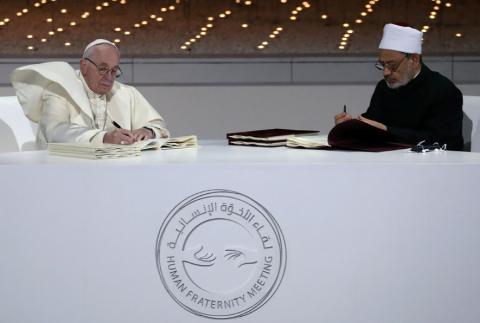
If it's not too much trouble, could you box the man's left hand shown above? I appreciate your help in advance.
[131,127,155,141]
[358,115,387,131]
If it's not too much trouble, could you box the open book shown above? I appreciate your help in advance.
[130,135,198,150]
[287,120,411,152]
[227,128,319,147]
[48,135,197,159]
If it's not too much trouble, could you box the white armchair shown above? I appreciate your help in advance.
[0,96,38,152]
[463,96,480,152]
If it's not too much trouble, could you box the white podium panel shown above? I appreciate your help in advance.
[1,143,480,323]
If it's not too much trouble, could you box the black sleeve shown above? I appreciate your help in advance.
[362,82,386,122]
[387,125,432,146]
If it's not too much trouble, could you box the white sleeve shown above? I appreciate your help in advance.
[130,86,170,138]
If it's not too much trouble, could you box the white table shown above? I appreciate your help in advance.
[1,141,480,323]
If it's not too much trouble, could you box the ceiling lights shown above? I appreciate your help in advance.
[0,0,467,55]
[23,0,127,51]
[421,0,458,41]
[337,0,381,50]
[181,7,233,51]
[257,1,313,51]
[113,0,180,45]
[0,0,58,51]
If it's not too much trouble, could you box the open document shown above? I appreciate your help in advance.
[286,120,412,152]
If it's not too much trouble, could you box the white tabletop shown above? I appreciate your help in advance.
[1,140,480,165]
[2,140,480,323]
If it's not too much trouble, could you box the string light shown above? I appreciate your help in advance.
[257,1,312,51]
[1,0,55,32]
[3,0,466,55]
[181,7,232,52]
[26,0,125,51]
[110,0,179,43]
[421,0,455,41]
[337,0,381,51]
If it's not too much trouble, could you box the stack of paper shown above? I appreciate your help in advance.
[227,129,319,147]
[161,135,197,149]
[47,143,142,159]
[48,135,198,159]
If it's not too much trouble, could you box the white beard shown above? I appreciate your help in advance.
[385,64,416,89]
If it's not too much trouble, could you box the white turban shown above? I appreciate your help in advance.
[378,24,423,54]
[83,39,118,57]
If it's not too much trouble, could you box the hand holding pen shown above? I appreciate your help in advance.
[334,104,352,125]
[103,121,135,145]
[116,121,156,142]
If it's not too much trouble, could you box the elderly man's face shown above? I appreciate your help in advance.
[378,49,418,89]
[80,44,119,95]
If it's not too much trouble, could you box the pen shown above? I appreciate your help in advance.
[343,105,347,114]
[112,120,134,143]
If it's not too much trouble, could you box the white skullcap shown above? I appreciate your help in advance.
[83,39,118,57]
[379,23,423,54]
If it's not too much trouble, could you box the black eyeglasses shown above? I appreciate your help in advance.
[375,54,409,72]
[84,57,122,78]
[411,140,447,153]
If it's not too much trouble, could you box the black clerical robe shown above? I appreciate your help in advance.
[363,64,464,150]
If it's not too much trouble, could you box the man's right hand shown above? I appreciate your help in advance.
[103,128,135,144]
[334,112,352,125]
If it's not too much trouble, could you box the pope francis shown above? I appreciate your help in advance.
[11,39,169,147]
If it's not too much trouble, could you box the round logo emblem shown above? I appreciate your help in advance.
[156,189,287,319]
